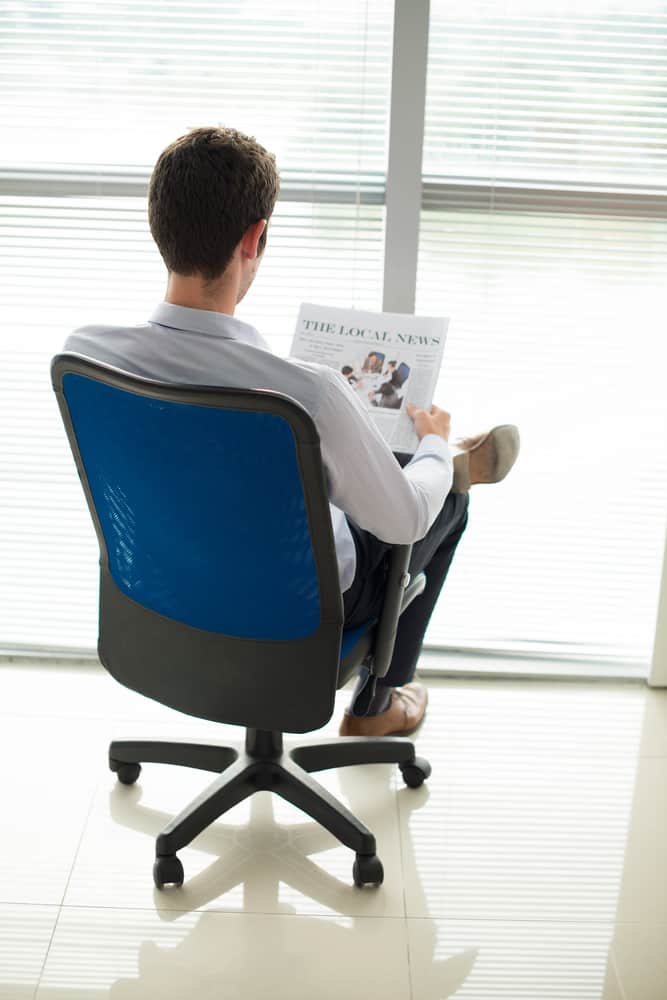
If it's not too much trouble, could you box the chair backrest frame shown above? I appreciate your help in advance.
[52,353,345,733]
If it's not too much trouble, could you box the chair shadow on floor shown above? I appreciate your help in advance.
[96,760,479,1000]
[108,759,410,915]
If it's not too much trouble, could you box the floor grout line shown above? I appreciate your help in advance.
[390,767,414,997]
[7,896,642,925]
[48,900,412,919]
[31,778,100,998]
[609,943,630,1000]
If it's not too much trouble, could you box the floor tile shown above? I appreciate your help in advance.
[398,683,643,922]
[409,678,646,762]
[0,716,105,904]
[407,918,637,999]
[396,678,648,923]
[0,904,59,999]
[64,755,406,917]
[399,748,638,921]
[0,661,111,722]
[36,906,411,999]
[614,755,667,924]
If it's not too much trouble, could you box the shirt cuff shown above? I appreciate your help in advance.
[412,433,452,463]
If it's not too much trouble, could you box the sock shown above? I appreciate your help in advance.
[350,668,394,716]
[365,684,393,715]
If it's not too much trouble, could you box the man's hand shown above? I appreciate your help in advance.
[406,403,451,442]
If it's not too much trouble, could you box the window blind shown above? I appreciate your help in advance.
[0,0,391,184]
[2,0,666,668]
[0,0,391,651]
[418,0,667,663]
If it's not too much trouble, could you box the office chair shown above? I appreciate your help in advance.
[51,354,431,889]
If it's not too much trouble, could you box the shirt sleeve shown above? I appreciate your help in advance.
[315,368,453,544]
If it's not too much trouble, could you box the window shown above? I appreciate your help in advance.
[418,0,667,664]
[0,0,392,649]
[1,0,665,669]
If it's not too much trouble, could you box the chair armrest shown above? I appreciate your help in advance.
[343,546,426,714]
[400,571,426,614]
[369,544,421,680]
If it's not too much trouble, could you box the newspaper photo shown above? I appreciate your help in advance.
[290,303,448,453]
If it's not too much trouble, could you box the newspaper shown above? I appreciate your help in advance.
[290,303,448,453]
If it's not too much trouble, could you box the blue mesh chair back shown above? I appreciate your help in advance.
[394,362,410,388]
[52,356,345,733]
[62,372,321,641]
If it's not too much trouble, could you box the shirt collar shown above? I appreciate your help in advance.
[148,302,271,351]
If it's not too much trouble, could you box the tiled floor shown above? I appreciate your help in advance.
[0,659,665,999]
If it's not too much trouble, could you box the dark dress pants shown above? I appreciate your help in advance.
[343,484,469,689]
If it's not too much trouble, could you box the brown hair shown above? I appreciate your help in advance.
[148,126,280,282]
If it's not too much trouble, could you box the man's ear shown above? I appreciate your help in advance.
[240,219,268,260]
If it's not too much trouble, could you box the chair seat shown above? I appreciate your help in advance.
[338,568,426,680]
[337,620,377,688]
[340,621,375,660]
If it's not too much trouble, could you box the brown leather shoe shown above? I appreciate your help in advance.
[452,424,520,493]
[339,682,428,737]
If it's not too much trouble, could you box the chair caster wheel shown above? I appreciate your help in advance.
[400,756,431,788]
[153,854,184,889]
[110,759,142,785]
[353,853,384,887]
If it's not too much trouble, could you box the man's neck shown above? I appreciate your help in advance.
[165,272,238,315]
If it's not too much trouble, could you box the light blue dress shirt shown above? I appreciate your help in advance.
[65,303,453,592]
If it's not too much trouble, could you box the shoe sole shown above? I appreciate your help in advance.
[489,424,520,482]
[465,423,520,485]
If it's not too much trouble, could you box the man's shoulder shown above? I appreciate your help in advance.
[64,322,152,352]
[61,321,348,419]
[62,322,162,380]
[286,355,339,383]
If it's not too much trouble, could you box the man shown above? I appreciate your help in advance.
[369,379,401,409]
[340,364,358,386]
[361,351,383,374]
[387,361,409,390]
[65,126,519,736]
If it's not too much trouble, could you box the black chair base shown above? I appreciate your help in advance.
[109,728,431,888]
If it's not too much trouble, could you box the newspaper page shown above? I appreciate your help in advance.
[290,303,448,454]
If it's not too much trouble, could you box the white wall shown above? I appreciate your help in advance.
[649,528,667,687]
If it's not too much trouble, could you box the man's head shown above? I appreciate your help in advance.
[148,126,280,300]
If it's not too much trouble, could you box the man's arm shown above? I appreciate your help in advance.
[316,369,453,544]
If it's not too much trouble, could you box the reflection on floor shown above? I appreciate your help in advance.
[0,659,664,999]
